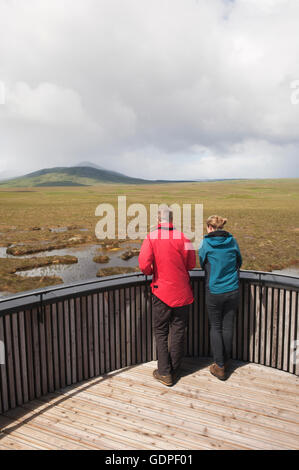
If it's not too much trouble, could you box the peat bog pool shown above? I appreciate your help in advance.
[0,241,141,298]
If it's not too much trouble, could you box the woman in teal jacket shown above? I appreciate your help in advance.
[199,215,242,380]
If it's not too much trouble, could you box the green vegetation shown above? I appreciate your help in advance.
[0,178,298,293]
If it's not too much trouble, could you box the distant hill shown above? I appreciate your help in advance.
[0,164,197,187]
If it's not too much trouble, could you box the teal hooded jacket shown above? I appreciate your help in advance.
[198,230,242,294]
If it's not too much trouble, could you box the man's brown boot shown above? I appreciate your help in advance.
[210,363,226,381]
[153,369,173,386]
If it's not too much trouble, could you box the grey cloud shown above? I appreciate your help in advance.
[0,0,298,179]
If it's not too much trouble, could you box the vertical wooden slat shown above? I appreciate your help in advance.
[199,281,205,357]
[44,305,54,393]
[108,290,116,372]
[103,291,110,373]
[69,298,77,384]
[242,283,249,362]
[114,289,121,370]
[141,285,147,363]
[99,292,106,374]
[87,294,94,378]
[204,289,210,358]
[232,288,238,361]
[75,296,83,382]
[24,309,35,401]
[266,287,273,366]
[254,285,261,364]
[193,281,199,357]
[151,293,157,362]
[135,286,142,364]
[38,307,48,396]
[92,293,100,377]
[248,285,255,363]
[259,286,266,366]
[11,313,23,406]
[271,288,279,369]
[81,296,88,380]
[18,311,29,403]
[146,284,153,363]
[51,303,60,390]
[283,290,291,372]
[276,289,284,370]
[120,289,127,368]
[130,286,136,365]
[237,281,244,360]
[31,308,41,398]
[0,315,9,412]
[125,288,132,366]
[63,299,72,386]
[186,288,194,356]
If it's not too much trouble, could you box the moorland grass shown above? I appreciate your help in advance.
[0,178,298,293]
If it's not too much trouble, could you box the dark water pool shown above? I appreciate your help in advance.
[0,242,141,298]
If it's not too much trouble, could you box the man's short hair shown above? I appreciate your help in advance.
[158,205,173,223]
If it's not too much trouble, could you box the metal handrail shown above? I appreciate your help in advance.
[1,268,298,302]
[0,269,298,302]
[0,269,298,317]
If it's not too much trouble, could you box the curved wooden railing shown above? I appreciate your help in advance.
[0,270,298,413]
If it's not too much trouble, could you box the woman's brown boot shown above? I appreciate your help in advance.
[210,363,226,381]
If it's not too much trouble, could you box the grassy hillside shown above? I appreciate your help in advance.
[0,166,151,187]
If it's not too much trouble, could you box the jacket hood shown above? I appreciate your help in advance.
[204,230,233,247]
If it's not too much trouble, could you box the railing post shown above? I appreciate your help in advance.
[38,293,45,323]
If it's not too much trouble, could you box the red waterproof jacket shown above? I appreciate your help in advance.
[138,222,196,307]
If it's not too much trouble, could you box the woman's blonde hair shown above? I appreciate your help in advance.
[206,215,228,230]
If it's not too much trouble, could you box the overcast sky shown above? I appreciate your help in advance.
[0,0,298,180]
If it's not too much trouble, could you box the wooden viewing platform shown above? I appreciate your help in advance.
[0,358,298,450]
[0,271,298,450]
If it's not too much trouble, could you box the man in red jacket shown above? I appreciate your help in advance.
[138,206,196,386]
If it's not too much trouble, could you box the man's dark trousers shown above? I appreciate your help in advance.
[152,294,189,376]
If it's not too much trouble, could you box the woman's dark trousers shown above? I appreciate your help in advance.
[152,294,189,376]
[206,289,240,368]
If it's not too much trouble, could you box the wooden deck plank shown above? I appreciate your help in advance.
[0,408,133,450]
[28,393,242,450]
[76,376,298,449]
[0,411,136,450]
[0,432,43,450]
[88,368,299,432]
[0,359,298,450]
[16,400,194,451]
[33,392,252,450]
